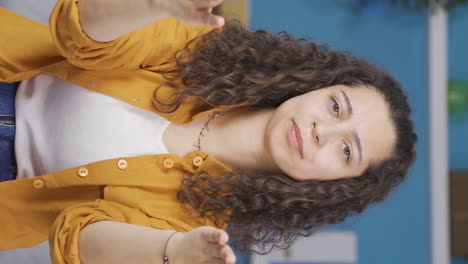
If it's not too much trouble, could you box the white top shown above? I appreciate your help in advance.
[15,73,170,179]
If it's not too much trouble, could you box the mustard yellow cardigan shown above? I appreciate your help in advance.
[0,1,231,263]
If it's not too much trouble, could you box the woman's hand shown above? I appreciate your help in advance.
[167,226,236,264]
[157,0,225,28]
[78,0,225,42]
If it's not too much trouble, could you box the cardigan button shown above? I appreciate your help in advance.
[163,158,174,168]
[33,179,44,189]
[117,159,128,170]
[192,156,204,167]
[77,167,89,177]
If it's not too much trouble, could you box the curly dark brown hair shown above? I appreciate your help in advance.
[152,21,417,254]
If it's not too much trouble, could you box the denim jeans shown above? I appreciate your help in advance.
[0,82,18,182]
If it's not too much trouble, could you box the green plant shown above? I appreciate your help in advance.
[449,80,468,114]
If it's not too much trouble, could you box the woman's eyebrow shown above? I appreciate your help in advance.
[341,90,363,164]
[340,90,353,114]
[352,131,363,164]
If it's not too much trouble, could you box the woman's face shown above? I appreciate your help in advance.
[265,84,396,181]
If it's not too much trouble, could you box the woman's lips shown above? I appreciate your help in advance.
[288,121,304,157]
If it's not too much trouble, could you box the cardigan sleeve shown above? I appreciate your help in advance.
[49,0,213,71]
[49,199,176,264]
[0,7,62,82]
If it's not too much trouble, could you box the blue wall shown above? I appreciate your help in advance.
[250,1,430,264]
[448,3,468,171]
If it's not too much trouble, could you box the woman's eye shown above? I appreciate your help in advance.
[342,142,351,161]
[331,98,340,116]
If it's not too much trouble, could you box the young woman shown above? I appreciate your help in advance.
[0,0,417,263]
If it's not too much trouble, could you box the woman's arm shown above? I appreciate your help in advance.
[78,0,225,42]
[49,199,234,264]
[50,0,221,70]
[79,221,236,264]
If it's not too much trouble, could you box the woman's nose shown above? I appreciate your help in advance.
[314,120,344,145]
[312,122,319,143]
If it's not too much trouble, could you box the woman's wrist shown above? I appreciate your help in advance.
[164,232,185,264]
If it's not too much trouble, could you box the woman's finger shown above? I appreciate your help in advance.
[207,244,236,264]
[206,244,237,263]
[195,11,225,27]
[210,259,227,264]
[220,245,236,264]
[206,243,223,258]
[200,227,229,244]
[206,243,236,263]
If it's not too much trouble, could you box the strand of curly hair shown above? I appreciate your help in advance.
[152,21,417,254]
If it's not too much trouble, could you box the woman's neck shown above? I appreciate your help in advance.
[163,108,279,173]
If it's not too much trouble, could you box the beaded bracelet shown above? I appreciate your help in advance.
[163,231,178,264]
